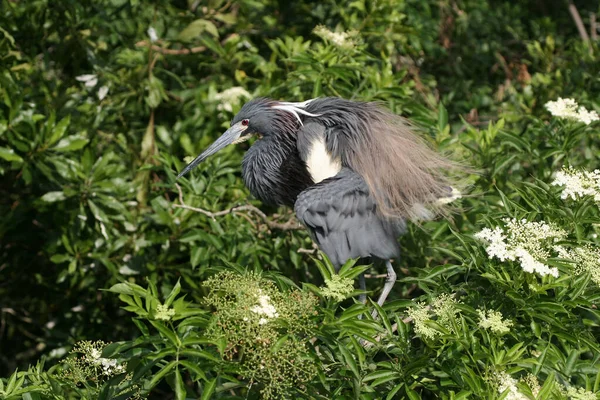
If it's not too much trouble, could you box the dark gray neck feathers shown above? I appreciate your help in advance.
[242,114,313,206]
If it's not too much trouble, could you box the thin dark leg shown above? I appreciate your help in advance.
[358,273,366,303]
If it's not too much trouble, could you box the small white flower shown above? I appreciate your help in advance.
[406,302,438,340]
[97,85,109,101]
[214,87,251,112]
[552,167,600,202]
[89,348,102,360]
[437,186,462,205]
[564,386,597,400]
[477,309,513,334]
[545,98,599,125]
[155,303,176,321]
[495,371,529,400]
[76,74,98,88]
[147,27,158,43]
[313,25,359,49]
[251,291,279,319]
[475,219,565,278]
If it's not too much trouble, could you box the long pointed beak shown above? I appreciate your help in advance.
[177,123,247,179]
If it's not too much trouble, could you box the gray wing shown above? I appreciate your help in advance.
[294,168,405,268]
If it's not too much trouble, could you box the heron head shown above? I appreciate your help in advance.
[177,98,319,178]
[176,99,274,178]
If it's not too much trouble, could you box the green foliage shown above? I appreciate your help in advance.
[2,0,600,399]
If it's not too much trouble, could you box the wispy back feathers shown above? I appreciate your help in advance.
[299,98,461,221]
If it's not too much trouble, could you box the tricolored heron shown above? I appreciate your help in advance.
[178,97,458,306]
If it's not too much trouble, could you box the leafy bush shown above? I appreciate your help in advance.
[1,0,600,399]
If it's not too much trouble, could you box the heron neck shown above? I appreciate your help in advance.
[241,133,312,206]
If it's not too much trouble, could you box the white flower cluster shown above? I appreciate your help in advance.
[407,294,460,340]
[554,245,600,286]
[545,98,599,125]
[552,167,600,202]
[251,289,279,325]
[213,87,251,112]
[155,303,176,321]
[313,25,359,50]
[477,309,513,334]
[86,346,125,376]
[436,186,462,205]
[563,386,598,400]
[321,274,354,302]
[475,219,566,278]
[495,371,529,400]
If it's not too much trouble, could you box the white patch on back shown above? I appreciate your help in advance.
[306,137,341,183]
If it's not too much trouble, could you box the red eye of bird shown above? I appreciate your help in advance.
[241,119,249,126]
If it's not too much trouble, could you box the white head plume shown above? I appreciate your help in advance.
[271,99,321,125]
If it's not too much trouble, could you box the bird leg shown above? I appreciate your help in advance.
[358,273,367,304]
[371,260,397,319]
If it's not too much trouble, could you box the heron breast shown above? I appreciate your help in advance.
[306,136,342,183]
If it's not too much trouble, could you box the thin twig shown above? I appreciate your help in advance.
[297,248,318,254]
[568,2,591,49]
[364,273,387,279]
[173,183,303,231]
[135,40,207,55]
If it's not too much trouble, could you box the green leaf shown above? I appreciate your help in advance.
[537,372,556,398]
[41,191,66,202]
[0,146,23,162]
[179,360,207,382]
[178,19,219,42]
[149,320,180,347]
[338,344,359,379]
[53,134,89,152]
[50,254,71,263]
[201,378,217,400]
[174,367,186,400]
[164,279,181,307]
[148,360,177,388]
[190,247,203,268]
[107,282,148,297]
[47,115,70,146]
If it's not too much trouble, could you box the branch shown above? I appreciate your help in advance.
[135,40,207,55]
[173,183,303,231]
[568,2,591,43]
